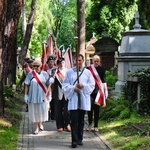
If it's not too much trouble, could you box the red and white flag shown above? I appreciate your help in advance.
[63,46,73,69]
[46,34,53,55]
[41,43,47,70]
[54,41,61,63]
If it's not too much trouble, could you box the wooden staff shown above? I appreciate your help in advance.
[44,67,57,100]
[74,36,79,81]
[74,36,81,108]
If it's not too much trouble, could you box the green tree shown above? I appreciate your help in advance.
[137,0,150,30]
[56,0,77,50]
[17,0,53,61]
[0,0,23,115]
[29,0,53,58]
[86,0,138,42]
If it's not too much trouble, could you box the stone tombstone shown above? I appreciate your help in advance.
[115,12,150,92]
[93,34,119,70]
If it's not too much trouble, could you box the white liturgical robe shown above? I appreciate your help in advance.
[62,67,95,111]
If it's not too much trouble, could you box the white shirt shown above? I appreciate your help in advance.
[62,67,95,111]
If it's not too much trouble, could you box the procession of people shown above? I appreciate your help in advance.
[23,52,108,148]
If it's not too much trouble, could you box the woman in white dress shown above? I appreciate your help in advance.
[24,60,51,134]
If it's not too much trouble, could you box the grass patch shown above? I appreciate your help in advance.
[98,117,150,150]
[0,93,23,150]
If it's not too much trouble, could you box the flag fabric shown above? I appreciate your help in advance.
[63,46,73,69]
[46,34,53,55]
[41,43,47,70]
[53,41,61,63]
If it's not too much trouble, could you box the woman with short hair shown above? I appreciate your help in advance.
[24,60,51,134]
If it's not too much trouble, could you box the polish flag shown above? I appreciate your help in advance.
[63,46,73,69]
[41,43,47,70]
[54,41,61,63]
[46,34,53,55]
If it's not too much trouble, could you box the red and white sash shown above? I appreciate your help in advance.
[26,67,32,73]
[88,65,106,107]
[56,69,65,85]
[32,70,47,93]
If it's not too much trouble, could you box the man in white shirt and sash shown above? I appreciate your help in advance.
[53,57,71,132]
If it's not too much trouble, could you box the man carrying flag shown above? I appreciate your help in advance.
[86,55,108,132]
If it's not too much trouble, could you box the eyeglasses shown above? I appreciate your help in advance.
[33,65,40,67]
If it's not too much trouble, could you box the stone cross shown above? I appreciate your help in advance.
[133,12,141,29]
[135,12,139,25]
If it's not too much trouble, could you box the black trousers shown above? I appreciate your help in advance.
[87,94,100,127]
[50,98,55,120]
[55,97,70,129]
[70,109,86,145]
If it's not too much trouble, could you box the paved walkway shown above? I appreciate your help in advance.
[17,106,114,150]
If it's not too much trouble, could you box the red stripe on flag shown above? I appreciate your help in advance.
[63,46,73,69]
[46,35,53,55]
[41,43,47,70]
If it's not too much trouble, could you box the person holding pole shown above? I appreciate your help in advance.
[62,54,95,148]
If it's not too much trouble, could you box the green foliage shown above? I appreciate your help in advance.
[17,0,53,58]
[119,107,130,119]
[3,85,14,98]
[0,125,19,150]
[123,67,150,115]
[100,96,131,120]
[99,111,150,149]
[50,0,77,50]
[106,69,117,87]
[86,0,138,42]
[17,70,22,80]
[29,0,53,58]
[137,0,150,30]
[0,93,23,149]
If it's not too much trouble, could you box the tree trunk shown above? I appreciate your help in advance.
[77,0,85,58]
[5,0,23,85]
[19,0,37,67]
[0,0,6,115]
[22,0,27,37]
[0,0,23,115]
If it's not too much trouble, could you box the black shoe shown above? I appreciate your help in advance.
[71,144,77,148]
[78,141,83,146]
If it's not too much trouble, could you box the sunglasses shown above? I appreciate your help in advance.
[33,65,40,67]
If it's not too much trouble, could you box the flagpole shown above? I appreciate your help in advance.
[74,36,79,82]
[74,36,81,108]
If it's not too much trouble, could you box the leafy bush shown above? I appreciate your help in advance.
[3,85,14,98]
[100,96,131,120]
[123,67,150,115]
[17,70,22,79]
[106,69,117,87]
